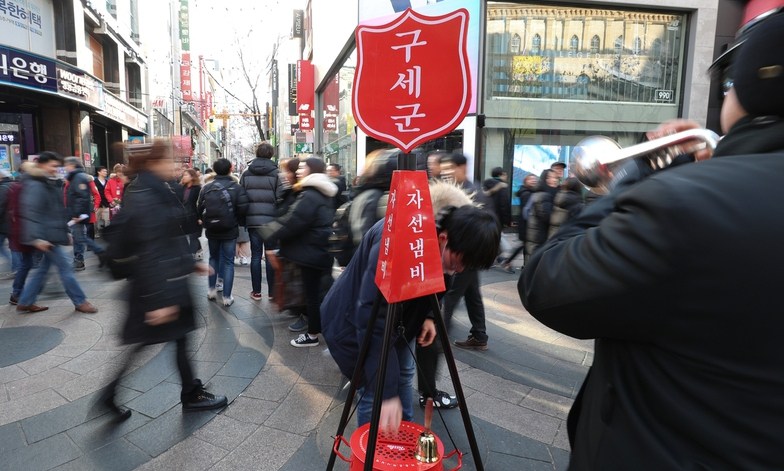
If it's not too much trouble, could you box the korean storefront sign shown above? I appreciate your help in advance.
[0,45,56,93]
[296,59,314,131]
[99,92,148,133]
[375,171,445,303]
[322,72,339,132]
[179,0,190,51]
[181,52,192,102]
[288,63,297,116]
[56,65,103,108]
[0,0,56,58]
[352,8,471,153]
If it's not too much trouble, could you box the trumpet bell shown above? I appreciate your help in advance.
[571,135,623,192]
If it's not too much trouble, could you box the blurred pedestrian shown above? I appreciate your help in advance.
[240,142,284,301]
[104,164,125,219]
[524,169,559,263]
[93,166,110,235]
[260,158,337,347]
[177,168,203,258]
[327,163,349,207]
[101,139,227,420]
[63,157,105,271]
[7,162,36,305]
[499,173,538,272]
[547,177,585,239]
[16,152,97,314]
[0,168,13,270]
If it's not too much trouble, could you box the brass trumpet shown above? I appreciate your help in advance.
[571,128,721,194]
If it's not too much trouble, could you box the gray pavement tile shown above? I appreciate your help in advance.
[20,388,115,443]
[0,422,27,454]
[125,381,183,418]
[264,383,335,435]
[66,408,150,452]
[298,351,344,387]
[480,419,552,462]
[241,365,300,402]
[492,342,561,373]
[458,367,532,405]
[0,388,69,426]
[121,347,179,392]
[0,364,28,383]
[488,451,554,471]
[15,354,71,376]
[0,326,65,368]
[125,406,218,457]
[55,361,125,401]
[193,414,258,451]
[466,392,562,445]
[550,446,571,470]
[6,367,79,400]
[190,341,237,363]
[222,396,278,425]
[211,425,306,471]
[551,423,571,451]
[52,438,149,471]
[279,434,326,471]
[0,433,81,471]
[59,349,124,375]
[216,349,265,378]
[519,388,573,421]
[134,436,227,471]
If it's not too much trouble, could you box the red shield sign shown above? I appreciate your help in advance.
[353,8,471,153]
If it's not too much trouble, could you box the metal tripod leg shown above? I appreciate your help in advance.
[326,295,382,470]
[429,294,485,470]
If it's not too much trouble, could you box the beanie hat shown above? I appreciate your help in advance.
[732,10,784,117]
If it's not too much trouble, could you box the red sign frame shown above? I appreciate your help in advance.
[352,8,471,153]
[297,60,315,131]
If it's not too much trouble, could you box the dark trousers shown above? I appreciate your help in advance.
[417,327,447,396]
[300,264,325,335]
[441,269,487,342]
[248,229,276,296]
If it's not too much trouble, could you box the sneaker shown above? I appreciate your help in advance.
[240,257,249,265]
[454,335,488,351]
[182,388,228,411]
[194,250,203,261]
[216,279,223,292]
[9,295,18,306]
[250,291,262,301]
[288,315,308,332]
[207,289,217,301]
[291,333,319,347]
[16,304,49,313]
[234,257,241,266]
[73,261,85,271]
[222,296,234,307]
[75,302,99,314]
[419,390,459,409]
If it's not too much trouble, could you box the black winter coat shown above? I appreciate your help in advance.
[547,189,584,239]
[65,168,93,220]
[120,171,196,345]
[0,177,12,235]
[176,184,202,235]
[259,173,337,270]
[240,158,284,227]
[20,167,70,246]
[197,176,250,240]
[516,186,534,241]
[525,177,558,259]
[481,178,511,227]
[519,116,784,470]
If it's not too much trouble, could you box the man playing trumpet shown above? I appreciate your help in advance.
[519,5,784,469]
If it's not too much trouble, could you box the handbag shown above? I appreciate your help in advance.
[272,255,306,313]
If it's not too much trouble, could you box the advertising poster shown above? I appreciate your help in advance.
[0,0,56,58]
[511,144,571,203]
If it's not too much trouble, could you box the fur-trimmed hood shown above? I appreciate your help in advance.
[429,180,474,215]
[294,172,338,197]
[25,163,56,180]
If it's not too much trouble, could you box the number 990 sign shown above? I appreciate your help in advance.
[655,89,674,102]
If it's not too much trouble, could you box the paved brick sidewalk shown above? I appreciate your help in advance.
[0,245,591,470]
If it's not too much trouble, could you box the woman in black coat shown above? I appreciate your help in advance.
[101,140,226,420]
[260,158,337,348]
[177,168,202,256]
[548,177,585,239]
[525,169,560,263]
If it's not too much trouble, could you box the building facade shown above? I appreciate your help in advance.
[0,0,149,173]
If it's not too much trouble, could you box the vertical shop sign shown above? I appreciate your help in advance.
[322,72,339,132]
[180,52,192,101]
[288,63,297,116]
[296,60,314,131]
[179,0,190,51]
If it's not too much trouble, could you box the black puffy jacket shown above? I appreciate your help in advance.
[65,168,93,219]
[259,173,337,270]
[240,158,284,227]
[197,175,250,240]
[525,176,558,259]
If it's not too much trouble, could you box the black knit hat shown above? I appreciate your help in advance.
[732,11,784,117]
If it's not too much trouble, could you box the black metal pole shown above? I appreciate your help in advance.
[429,294,485,470]
[363,302,399,471]
[326,295,383,471]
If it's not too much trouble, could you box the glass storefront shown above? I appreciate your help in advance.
[319,49,358,184]
[484,2,689,209]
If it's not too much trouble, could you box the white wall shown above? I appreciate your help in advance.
[310,0,358,87]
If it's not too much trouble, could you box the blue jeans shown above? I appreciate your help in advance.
[357,339,416,426]
[11,250,22,273]
[18,245,87,306]
[72,223,104,262]
[12,251,35,298]
[248,228,275,296]
[0,234,10,266]
[208,238,236,297]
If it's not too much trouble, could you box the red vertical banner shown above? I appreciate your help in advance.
[322,72,339,132]
[375,171,445,303]
[296,60,314,131]
[180,52,192,102]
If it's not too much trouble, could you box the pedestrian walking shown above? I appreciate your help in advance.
[240,142,284,301]
[198,158,249,307]
[498,173,538,272]
[64,157,106,271]
[101,139,227,420]
[259,158,337,347]
[520,6,784,468]
[0,169,14,272]
[177,168,203,258]
[524,169,559,263]
[93,166,111,235]
[16,152,97,314]
[104,164,126,219]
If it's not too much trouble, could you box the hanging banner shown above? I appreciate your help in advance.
[322,72,339,132]
[180,52,192,102]
[288,63,297,116]
[352,8,471,153]
[179,0,190,51]
[296,59,314,131]
[375,171,445,303]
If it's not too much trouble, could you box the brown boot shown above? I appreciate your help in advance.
[75,302,98,314]
[16,304,49,313]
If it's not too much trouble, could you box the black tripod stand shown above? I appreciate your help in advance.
[326,290,484,470]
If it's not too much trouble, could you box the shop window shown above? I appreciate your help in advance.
[531,34,541,55]
[511,33,521,54]
[590,35,600,53]
[569,35,579,54]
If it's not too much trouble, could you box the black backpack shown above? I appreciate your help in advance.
[201,182,235,231]
[328,201,355,267]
